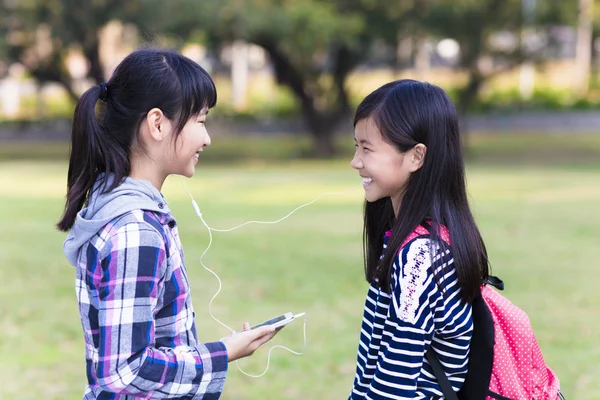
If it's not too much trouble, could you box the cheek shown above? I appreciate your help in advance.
[165,136,186,162]
[174,137,186,155]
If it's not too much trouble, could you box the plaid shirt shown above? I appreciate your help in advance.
[75,209,228,399]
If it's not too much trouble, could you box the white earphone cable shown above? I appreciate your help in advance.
[179,177,360,377]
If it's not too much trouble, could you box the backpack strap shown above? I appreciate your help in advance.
[426,293,496,400]
[417,221,459,399]
[485,275,505,290]
[486,391,514,400]
[427,282,499,399]
[425,348,459,400]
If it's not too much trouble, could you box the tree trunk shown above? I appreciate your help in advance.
[231,40,249,111]
[255,37,354,157]
[60,80,80,103]
[414,35,430,79]
[301,106,345,157]
[85,40,105,84]
[29,66,79,103]
[457,74,483,153]
[593,30,600,86]
[574,0,593,97]
[310,125,336,158]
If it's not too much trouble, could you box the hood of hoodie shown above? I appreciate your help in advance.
[63,173,171,266]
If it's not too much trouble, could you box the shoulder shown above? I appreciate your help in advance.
[94,210,169,256]
[392,237,454,323]
[395,237,438,285]
[397,236,449,265]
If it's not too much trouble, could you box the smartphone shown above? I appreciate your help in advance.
[251,312,305,330]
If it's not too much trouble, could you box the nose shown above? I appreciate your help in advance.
[350,152,362,170]
[204,131,211,147]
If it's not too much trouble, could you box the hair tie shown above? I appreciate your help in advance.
[98,82,108,102]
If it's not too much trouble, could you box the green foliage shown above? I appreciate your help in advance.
[473,86,600,112]
[1,0,166,92]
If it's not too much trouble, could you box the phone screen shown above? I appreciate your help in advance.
[251,314,288,330]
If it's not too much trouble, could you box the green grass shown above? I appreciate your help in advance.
[0,156,599,399]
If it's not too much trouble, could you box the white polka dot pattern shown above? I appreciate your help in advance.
[482,285,560,400]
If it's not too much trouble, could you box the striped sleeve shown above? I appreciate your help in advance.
[94,222,228,398]
[350,235,472,400]
[367,239,438,398]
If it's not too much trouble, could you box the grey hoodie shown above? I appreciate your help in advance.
[63,173,171,266]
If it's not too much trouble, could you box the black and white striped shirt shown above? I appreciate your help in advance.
[350,232,473,399]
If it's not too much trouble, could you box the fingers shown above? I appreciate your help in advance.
[243,322,250,331]
[249,325,276,339]
[253,330,278,347]
[249,326,280,349]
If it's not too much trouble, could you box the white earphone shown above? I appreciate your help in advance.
[180,177,360,377]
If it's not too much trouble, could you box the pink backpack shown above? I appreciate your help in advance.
[400,225,564,399]
[474,280,562,399]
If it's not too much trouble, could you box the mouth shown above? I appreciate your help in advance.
[361,176,373,187]
[193,151,201,164]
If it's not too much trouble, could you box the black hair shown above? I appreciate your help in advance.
[57,48,217,231]
[354,79,489,302]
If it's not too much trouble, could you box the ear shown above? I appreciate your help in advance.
[145,108,169,142]
[409,143,427,172]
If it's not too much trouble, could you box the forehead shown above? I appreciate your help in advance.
[354,117,384,143]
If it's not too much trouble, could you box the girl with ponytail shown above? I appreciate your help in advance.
[58,49,278,399]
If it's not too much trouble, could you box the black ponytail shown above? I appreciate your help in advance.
[57,84,128,231]
[57,48,217,231]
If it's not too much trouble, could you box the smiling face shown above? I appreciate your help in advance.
[131,107,212,190]
[351,118,422,213]
[165,110,211,178]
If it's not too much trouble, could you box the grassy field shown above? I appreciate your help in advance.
[1,137,599,399]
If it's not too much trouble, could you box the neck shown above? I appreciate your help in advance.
[129,155,166,191]
[391,195,402,218]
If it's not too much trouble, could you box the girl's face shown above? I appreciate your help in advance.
[165,110,211,178]
[351,118,423,213]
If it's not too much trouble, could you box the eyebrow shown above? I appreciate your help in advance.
[354,137,372,145]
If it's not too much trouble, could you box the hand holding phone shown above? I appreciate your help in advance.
[251,312,306,330]
[221,324,278,362]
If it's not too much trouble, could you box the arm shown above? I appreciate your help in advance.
[95,222,227,398]
[368,239,438,399]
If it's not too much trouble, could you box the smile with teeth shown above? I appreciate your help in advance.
[362,177,373,187]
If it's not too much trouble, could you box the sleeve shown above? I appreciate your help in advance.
[95,222,228,398]
[368,239,439,399]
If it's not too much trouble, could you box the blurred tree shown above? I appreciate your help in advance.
[537,0,600,93]
[0,0,155,101]
[0,5,10,79]
[424,0,558,123]
[162,0,411,156]
[575,0,594,97]
[594,1,600,86]
[166,0,567,153]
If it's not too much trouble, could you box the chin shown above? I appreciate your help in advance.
[180,168,195,178]
[365,193,385,203]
